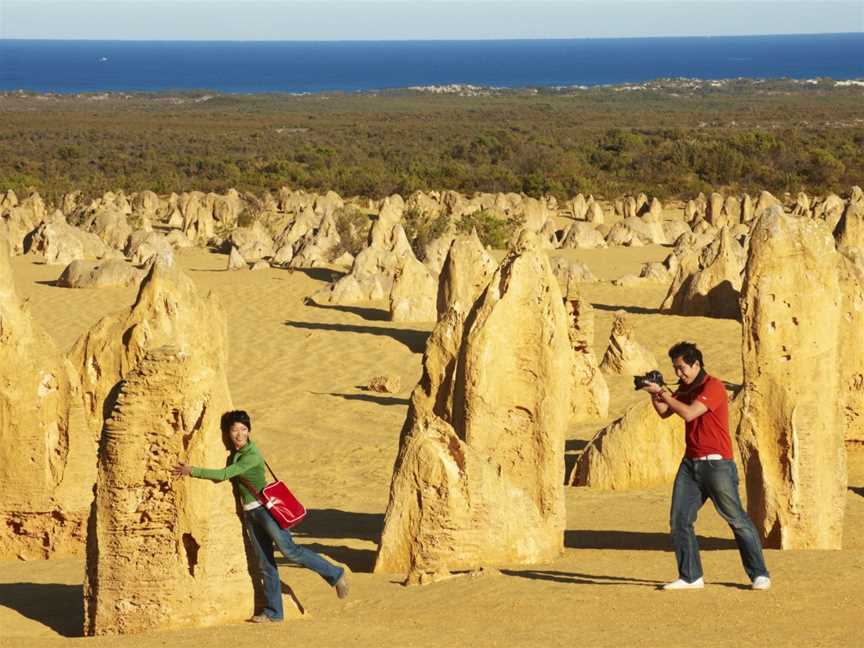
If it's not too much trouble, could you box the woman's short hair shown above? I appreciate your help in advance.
[221,410,252,434]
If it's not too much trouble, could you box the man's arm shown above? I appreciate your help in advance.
[649,388,675,418]
[643,382,707,421]
[656,390,708,422]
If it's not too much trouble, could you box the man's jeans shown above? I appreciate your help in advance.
[670,458,769,583]
[244,506,344,620]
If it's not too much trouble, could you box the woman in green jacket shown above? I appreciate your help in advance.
[172,410,349,623]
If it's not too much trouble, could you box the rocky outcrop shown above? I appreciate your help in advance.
[599,312,657,376]
[753,191,782,221]
[26,218,119,266]
[375,247,571,580]
[125,230,174,266]
[311,213,416,305]
[660,227,744,319]
[287,212,342,268]
[389,257,438,322]
[550,257,597,299]
[570,400,682,489]
[605,217,665,246]
[834,200,864,253]
[815,193,846,231]
[227,221,275,262]
[83,347,255,635]
[179,191,215,243]
[81,206,133,252]
[436,231,498,318]
[0,239,86,560]
[366,375,402,394]
[227,246,246,271]
[57,259,146,289]
[0,192,46,253]
[566,294,609,422]
[68,258,228,445]
[560,222,607,249]
[839,254,864,444]
[737,208,847,549]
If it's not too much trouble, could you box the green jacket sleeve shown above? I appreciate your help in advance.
[190,450,261,482]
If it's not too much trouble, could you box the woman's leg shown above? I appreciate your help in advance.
[244,509,286,619]
[256,510,344,586]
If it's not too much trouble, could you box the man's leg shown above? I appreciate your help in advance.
[244,510,285,620]
[670,459,708,583]
[702,460,770,582]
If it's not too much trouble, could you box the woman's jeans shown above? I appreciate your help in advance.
[244,506,344,620]
[670,458,769,583]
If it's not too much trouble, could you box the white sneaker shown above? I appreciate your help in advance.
[751,575,771,590]
[662,577,704,590]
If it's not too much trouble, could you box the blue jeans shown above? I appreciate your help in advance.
[670,458,769,583]
[244,506,344,620]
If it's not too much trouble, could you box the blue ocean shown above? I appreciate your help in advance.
[0,33,862,94]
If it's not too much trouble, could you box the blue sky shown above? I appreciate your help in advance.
[1,1,862,40]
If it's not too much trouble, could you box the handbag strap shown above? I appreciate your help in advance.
[235,474,265,505]
[234,459,280,504]
[263,460,279,482]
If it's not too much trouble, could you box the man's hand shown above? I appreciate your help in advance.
[172,462,192,478]
[641,381,664,395]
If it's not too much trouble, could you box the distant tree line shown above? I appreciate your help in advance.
[1,88,862,205]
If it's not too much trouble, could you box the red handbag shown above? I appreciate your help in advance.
[237,461,307,529]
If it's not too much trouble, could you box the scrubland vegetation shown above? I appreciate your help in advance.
[1,81,862,202]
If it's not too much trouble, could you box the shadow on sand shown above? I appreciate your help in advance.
[290,267,345,283]
[565,529,736,551]
[0,583,84,637]
[325,392,409,407]
[282,543,378,574]
[501,569,663,587]
[502,570,750,590]
[281,509,385,574]
[592,303,663,315]
[305,301,390,321]
[285,320,429,353]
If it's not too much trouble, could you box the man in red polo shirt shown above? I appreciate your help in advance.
[643,341,770,591]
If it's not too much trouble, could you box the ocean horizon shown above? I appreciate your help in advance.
[0,33,862,94]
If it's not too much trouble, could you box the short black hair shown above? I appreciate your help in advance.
[221,410,252,434]
[668,341,704,368]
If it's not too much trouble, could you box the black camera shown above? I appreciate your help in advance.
[633,370,665,391]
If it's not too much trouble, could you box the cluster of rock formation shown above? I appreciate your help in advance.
[4,180,864,626]
[3,182,861,324]
[1,236,260,632]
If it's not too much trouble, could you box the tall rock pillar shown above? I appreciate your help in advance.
[375,246,571,581]
[737,207,847,549]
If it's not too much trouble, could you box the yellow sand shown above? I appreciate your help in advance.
[2,247,862,648]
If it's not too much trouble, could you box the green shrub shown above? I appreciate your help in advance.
[401,207,451,260]
[457,210,524,249]
[236,207,258,229]
[333,206,371,257]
